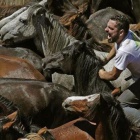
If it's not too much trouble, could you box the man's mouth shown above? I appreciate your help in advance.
[108,34,112,40]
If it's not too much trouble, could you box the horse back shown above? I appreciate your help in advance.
[0,54,45,80]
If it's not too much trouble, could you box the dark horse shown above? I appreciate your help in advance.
[42,41,114,96]
[0,94,17,116]
[0,94,27,140]
[0,78,77,130]
[62,92,140,140]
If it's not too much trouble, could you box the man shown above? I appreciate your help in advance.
[99,14,140,127]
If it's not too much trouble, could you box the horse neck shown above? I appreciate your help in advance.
[91,94,132,140]
[74,52,113,95]
[34,11,76,57]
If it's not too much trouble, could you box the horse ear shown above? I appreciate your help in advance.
[100,93,108,106]
[75,41,87,52]
[100,92,112,106]
[38,127,47,135]
[39,0,50,7]
[33,7,46,16]
[100,91,117,108]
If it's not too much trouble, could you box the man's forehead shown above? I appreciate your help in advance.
[107,19,118,27]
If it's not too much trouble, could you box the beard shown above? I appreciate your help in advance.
[107,33,119,43]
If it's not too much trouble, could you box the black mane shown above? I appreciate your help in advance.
[0,94,17,115]
[86,91,132,140]
[72,42,114,95]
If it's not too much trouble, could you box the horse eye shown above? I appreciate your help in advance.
[62,52,68,58]
[19,18,27,24]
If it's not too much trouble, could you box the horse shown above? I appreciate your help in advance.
[62,93,140,140]
[0,111,23,140]
[42,41,134,96]
[0,1,76,57]
[18,117,97,140]
[59,7,134,53]
[0,94,28,140]
[46,0,77,17]
[0,78,78,129]
[0,54,45,80]
[0,94,18,116]
[0,0,41,20]
[0,46,43,72]
[130,23,140,38]
[85,7,134,42]
[131,0,140,22]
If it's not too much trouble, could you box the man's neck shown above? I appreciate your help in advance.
[116,31,128,45]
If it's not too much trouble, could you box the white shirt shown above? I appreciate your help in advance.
[114,30,140,81]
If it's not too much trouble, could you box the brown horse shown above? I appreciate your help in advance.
[0,46,43,72]
[62,93,140,140]
[0,54,45,80]
[0,111,21,140]
[0,0,41,19]
[18,117,96,140]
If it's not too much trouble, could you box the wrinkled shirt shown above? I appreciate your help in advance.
[114,30,140,81]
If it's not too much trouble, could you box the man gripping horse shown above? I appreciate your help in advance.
[99,14,140,127]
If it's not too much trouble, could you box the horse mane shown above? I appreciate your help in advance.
[27,3,76,56]
[0,94,31,135]
[85,92,132,140]
[72,42,114,95]
[0,94,18,114]
[60,2,91,41]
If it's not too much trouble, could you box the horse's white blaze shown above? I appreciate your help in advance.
[62,94,100,110]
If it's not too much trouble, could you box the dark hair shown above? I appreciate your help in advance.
[110,14,129,33]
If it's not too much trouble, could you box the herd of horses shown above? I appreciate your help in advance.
[0,0,140,139]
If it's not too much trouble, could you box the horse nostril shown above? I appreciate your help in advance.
[64,104,70,109]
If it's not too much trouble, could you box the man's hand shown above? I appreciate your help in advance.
[100,58,108,66]
[99,69,106,79]
[98,67,122,80]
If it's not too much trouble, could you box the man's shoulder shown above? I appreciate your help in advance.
[119,35,140,57]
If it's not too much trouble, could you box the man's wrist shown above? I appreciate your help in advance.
[102,57,108,65]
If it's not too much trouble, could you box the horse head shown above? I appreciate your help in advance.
[0,110,27,140]
[42,40,86,80]
[0,4,47,45]
[43,40,113,95]
[62,94,100,118]
[63,92,132,140]
[0,1,76,57]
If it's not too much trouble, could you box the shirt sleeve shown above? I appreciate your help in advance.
[114,50,134,70]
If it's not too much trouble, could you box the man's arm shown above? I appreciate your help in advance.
[102,46,116,65]
[99,66,122,80]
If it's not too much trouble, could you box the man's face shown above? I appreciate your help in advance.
[105,19,120,43]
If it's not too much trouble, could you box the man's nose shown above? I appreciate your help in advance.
[105,27,108,32]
